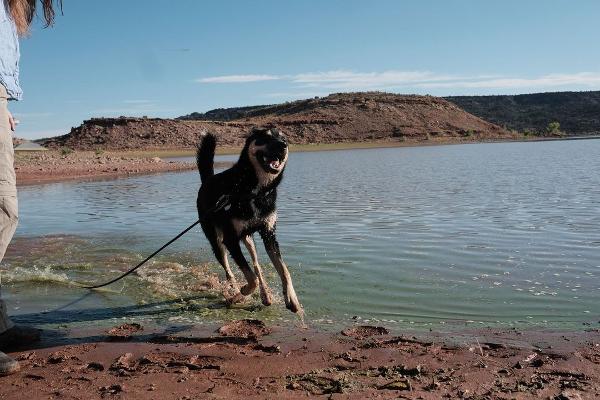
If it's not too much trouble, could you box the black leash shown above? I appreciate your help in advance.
[79,194,232,290]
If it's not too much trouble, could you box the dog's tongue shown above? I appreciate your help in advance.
[270,160,281,169]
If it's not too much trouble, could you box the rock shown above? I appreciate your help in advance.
[47,353,67,364]
[218,319,272,339]
[99,384,125,395]
[15,352,36,361]
[107,323,143,341]
[151,157,162,163]
[86,362,105,371]
[379,379,411,391]
[555,391,584,400]
[110,353,134,371]
[341,325,389,339]
[253,344,281,354]
[531,358,544,368]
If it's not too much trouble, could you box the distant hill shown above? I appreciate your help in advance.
[40,92,513,150]
[446,91,600,136]
[178,105,268,121]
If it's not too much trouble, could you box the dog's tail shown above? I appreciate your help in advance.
[196,133,216,182]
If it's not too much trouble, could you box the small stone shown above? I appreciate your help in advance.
[47,354,66,364]
[87,362,105,371]
[100,384,125,395]
[531,358,544,368]
[555,391,584,400]
[379,379,411,391]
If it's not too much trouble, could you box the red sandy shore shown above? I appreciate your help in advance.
[1,320,599,399]
[14,151,200,186]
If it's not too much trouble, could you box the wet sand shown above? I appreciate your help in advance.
[14,151,199,186]
[1,320,599,399]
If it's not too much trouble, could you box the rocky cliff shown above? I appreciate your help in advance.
[39,92,515,150]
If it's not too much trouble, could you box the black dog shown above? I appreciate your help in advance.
[196,127,301,313]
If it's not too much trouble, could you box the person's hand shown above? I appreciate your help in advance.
[7,110,15,131]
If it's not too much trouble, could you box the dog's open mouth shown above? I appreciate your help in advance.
[269,159,281,170]
[259,153,285,173]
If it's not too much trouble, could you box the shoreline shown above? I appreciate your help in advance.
[1,320,598,399]
[14,152,230,187]
[15,135,600,187]
[77,134,600,157]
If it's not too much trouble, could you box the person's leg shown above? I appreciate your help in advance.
[0,196,18,333]
[0,86,19,375]
[0,87,17,336]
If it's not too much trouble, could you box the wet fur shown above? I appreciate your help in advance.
[196,128,301,313]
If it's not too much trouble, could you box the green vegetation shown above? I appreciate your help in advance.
[447,91,600,137]
[546,121,564,136]
[60,147,74,156]
[523,129,538,137]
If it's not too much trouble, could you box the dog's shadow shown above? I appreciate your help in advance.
[7,291,266,351]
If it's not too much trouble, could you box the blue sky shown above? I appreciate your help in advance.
[9,0,600,139]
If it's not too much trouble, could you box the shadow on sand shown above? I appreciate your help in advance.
[6,292,260,351]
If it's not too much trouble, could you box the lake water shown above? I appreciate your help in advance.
[2,140,600,332]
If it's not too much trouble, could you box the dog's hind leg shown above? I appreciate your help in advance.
[201,223,238,285]
[224,236,259,297]
[242,235,273,306]
[259,228,302,313]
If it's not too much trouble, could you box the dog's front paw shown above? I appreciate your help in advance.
[224,291,246,306]
[240,279,258,296]
[260,289,273,306]
[285,299,302,313]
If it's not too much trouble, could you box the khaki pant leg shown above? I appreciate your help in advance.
[0,196,16,329]
[0,85,17,333]
[0,87,17,195]
[0,196,18,261]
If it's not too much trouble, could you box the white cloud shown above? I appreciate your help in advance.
[291,70,456,89]
[197,70,600,92]
[416,72,600,89]
[197,74,281,83]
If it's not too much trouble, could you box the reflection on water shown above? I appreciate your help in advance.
[3,141,600,331]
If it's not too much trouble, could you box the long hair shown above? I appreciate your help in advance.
[7,0,62,36]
